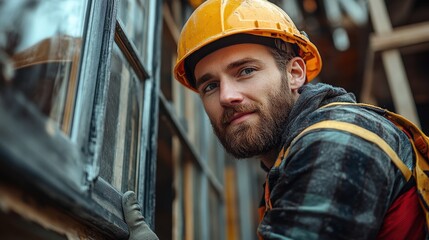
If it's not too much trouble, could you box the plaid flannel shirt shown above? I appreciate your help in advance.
[257,83,421,239]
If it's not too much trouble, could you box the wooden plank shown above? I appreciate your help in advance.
[360,49,377,105]
[371,22,429,52]
[159,92,225,196]
[367,0,392,33]
[184,162,194,240]
[367,0,421,127]
[381,51,420,126]
[225,167,239,240]
[0,183,106,239]
[163,3,180,45]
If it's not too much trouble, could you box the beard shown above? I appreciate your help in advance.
[211,75,295,159]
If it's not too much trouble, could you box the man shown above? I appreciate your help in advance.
[123,0,426,239]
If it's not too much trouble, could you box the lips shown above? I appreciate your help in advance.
[223,111,255,126]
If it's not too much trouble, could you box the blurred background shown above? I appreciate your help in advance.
[0,0,428,239]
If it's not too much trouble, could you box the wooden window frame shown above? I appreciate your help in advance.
[0,0,162,238]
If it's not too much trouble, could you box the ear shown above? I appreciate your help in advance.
[286,57,306,91]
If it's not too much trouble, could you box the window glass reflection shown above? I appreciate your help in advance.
[118,0,148,60]
[100,43,143,192]
[0,0,88,134]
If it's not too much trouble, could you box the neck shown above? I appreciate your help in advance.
[259,147,281,169]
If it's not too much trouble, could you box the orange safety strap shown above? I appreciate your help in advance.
[261,147,286,216]
[409,136,429,230]
[258,147,286,240]
[321,102,429,230]
[290,120,412,181]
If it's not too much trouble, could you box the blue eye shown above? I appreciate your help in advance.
[202,82,218,94]
[239,67,255,76]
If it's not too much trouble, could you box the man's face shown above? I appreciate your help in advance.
[194,43,296,159]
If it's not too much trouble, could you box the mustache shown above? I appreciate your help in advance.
[221,104,259,125]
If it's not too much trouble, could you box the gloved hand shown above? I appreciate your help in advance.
[122,191,159,240]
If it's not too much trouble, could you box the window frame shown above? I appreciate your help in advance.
[0,0,162,238]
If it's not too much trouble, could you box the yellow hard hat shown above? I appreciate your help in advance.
[173,0,322,92]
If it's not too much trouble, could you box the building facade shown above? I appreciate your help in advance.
[0,1,261,239]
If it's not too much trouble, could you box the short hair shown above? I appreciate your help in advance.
[268,39,298,73]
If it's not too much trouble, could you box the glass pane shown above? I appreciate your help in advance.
[99,43,143,192]
[1,0,88,134]
[117,0,148,60]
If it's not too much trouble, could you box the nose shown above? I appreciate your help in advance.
[219,80,243,107]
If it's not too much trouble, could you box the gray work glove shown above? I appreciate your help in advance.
[122,191,159,240]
